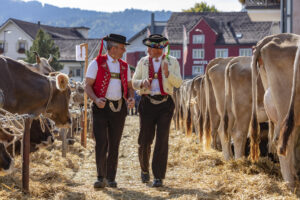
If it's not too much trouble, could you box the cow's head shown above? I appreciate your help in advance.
[46,73,72,128]
[33,52,55,75]
[71,82,85,107]
[0,143,14,176]
[30,119,55,150]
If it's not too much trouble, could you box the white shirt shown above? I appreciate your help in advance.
[86,54,131,100]
[150,55,162,95]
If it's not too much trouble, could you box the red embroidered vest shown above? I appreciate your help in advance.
[93,55,128,99]
[148,55,167,95]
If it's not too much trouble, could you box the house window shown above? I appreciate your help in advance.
[192,49,204,59]
[18,41,26,54]
[170,50,181,59]
[192,65,205,75]
[193,34,205,44]
[239,48,252,56]
[215,49,228,58]
[0,42,4,54]
[69,67,82,77]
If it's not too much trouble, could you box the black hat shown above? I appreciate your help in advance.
[103,33,130,45]
[142,34,169,49]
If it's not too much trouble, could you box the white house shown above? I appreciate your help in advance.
[0,18,101,81]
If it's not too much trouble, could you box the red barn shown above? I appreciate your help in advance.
[127,12,276,79]
[165,12,275,79]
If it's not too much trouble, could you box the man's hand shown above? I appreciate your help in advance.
[163,62,169,78]
[141,78,152,90]
[127,97,135,109]
[95,97,106,109]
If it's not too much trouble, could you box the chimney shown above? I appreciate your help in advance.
[37,21,40,28]
[150,13,155,34]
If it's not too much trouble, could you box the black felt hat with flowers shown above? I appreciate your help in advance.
[142,34,169,49]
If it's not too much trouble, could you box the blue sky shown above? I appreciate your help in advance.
[20,0,243,12]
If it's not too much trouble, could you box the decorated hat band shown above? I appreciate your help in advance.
[145,40,169,49]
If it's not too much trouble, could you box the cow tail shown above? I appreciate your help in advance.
[204,75,212,150]
[199,78,205,143]
[186,80,195,137]
[223,62,232,141]
[278,43,300,155]
[250,45,261,162]
[186,106,192,136]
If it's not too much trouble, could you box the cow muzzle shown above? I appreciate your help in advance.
[41,136,55,146]
[0,159,14,176]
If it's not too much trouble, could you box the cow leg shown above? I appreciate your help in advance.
[278,128,299,188]
[218,111,234,160]
[185,108,192,137]
[232,122,248,159]
[268,120,276,154]
[194,114,200,137]
[218,131,232,160]
[208,113,220,151]
[179,107,184,133]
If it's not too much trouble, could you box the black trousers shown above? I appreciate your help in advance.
[138,95,175,179]
[92,98,127,180]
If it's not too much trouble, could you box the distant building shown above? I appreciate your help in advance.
[245,0,281,22]
[244,0,300,34]
[0,18,101,81]
[164,12,274,78]
[126,13,167,68]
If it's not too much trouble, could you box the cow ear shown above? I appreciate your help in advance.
[33,51,41,64]
[56,73,69,91]
[48,54,53,63]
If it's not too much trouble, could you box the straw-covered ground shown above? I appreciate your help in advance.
[0,115,300,199]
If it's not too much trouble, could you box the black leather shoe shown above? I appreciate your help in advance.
[141,171,150,183]
[107,179,117,188]
[94,178,106,188]
[152,178,163,187]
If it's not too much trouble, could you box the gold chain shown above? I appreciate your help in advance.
[109,99,122,112]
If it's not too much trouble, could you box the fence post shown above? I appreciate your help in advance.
[22,117,33,193]
[61,128,68,158]
[80,43,88,148]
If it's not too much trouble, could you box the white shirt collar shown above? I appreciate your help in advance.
[107,54,118,63]
[153,55,163,63]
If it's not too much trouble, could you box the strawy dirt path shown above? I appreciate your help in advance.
[0,115,300,199]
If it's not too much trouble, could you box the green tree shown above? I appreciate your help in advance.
[25,29,63,71]
[183,2,218,12]
[239,0,245,4]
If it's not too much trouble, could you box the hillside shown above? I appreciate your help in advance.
[0,0,172,38]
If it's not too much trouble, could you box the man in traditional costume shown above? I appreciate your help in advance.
[132,34,182,187]
[85,33,135,188]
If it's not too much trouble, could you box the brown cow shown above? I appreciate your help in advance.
[250,33,300,187]
[204,58,225,151]
[0,56,71,127]
[0,127,14,175]
[206,57,234,158]
[189,75,206,143]
[177,79,193,136]
[0,143,13,176]
[18,52,55,75]
[3,118,55,155]
[222,56,268,159]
